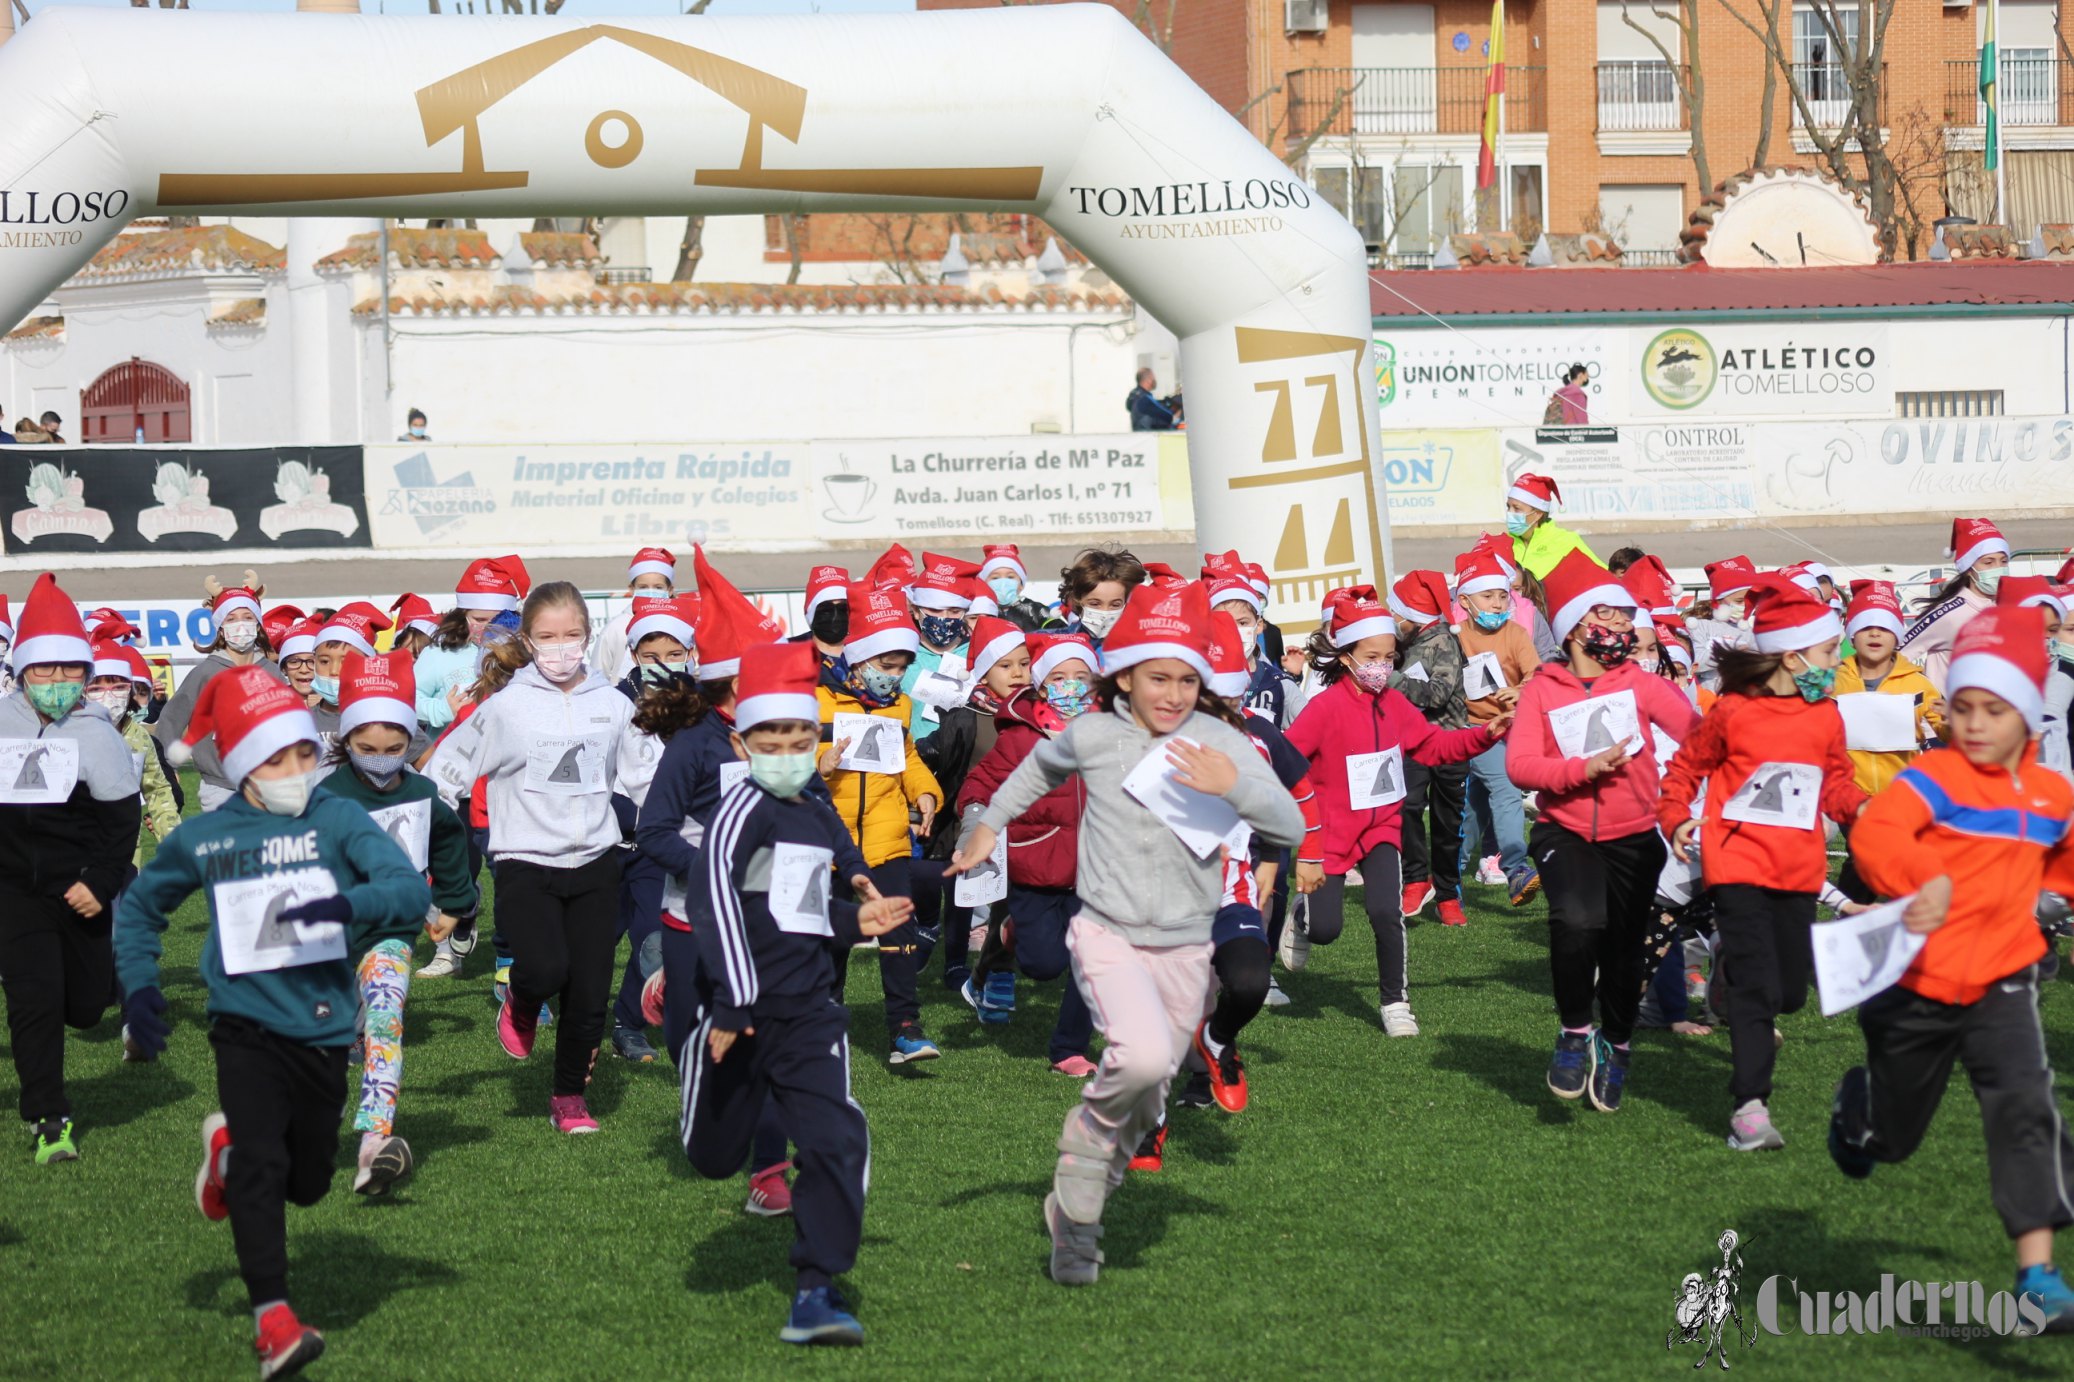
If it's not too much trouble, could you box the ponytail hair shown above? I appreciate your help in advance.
[1714,646,1788,699]
[633,677,709,740]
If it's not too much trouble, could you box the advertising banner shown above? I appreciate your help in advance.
[1632,323,1890,418]
[1502,424,1756,522]
[1754,415,2074,517]
[1374,329,1625,430]
[1378,429,1504,527]
[0,446,368,555]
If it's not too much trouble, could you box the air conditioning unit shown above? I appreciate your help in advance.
[1285,0,1328,34]
[1942,0,1971,8]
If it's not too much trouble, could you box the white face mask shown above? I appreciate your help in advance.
[221,620,259,653]
[530,639,586,684]
[87,687,131,718]
[1078,607,1122,638]
[249,767,320,817]
[1236,626,1259,659]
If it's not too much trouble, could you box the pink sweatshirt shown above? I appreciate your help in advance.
[1285,676,1494,871]
[1506,660,1702,842]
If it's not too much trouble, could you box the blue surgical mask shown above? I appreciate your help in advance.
[860,665,904,700]
[748,749,816,799]
[918,612,968,649]
[1043,678,1093,718]
[311,674,340,704]
[988,576,1021,606]
[1472,609,1509,632]
[1504,511,1531,538]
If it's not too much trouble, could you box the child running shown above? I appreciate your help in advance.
[951,582,1304,1286]
[1832,580,1943,901]
[1659,575,1867,1151]
[117,664,431,1378]
[156,574,283,810]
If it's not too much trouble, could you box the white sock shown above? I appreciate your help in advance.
[1198,1025,1226,1060]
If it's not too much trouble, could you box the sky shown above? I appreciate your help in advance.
[45,0,916,15]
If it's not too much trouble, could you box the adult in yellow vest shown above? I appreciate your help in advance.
[1506,473,1596,580]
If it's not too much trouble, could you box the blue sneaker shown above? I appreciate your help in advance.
[981,970,1016,1024]
[888,1023,939,1065]
[1828,1066,1877,1180]
[1547,1030,1592,1100]
[779,1285,863,1346]
[2016,1264,2074,1334]
[490,978,554,1029]
[958,975,985,1019]
[1587,1033,1627,1113]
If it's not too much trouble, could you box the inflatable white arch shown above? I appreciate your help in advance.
[0,5,1386,615]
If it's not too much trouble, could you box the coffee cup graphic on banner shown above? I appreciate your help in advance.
[822,459,878,524]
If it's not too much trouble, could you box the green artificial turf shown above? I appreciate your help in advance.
[1,796,2069,1379]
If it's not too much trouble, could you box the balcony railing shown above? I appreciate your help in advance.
[1285,66,1547,143]
[1790,61,1887,128]
[1946,55,2068,127]
[1596,61,1688,132]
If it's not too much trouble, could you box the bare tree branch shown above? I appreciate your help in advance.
[671,216,705,282]
[1621,1,1710,193]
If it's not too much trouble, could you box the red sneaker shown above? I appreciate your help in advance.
[1191,1022,1249,1114]
[1128,1123,1168,1173]
[548,1094,599,1134]
[1401,881,1434,918]
[1437,899,1468,927]
[745,1160,794,1217]
[497,996,537,1061]
[640,968,667,1028]
[195,1112,231,1222]
[253,1303,324,1380]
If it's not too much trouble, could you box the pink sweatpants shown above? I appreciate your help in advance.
[1052,914,1213,1225]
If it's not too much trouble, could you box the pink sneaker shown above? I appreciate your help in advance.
[745,1161,794,1216]
[1050,1054,1098,1078]
[549,1095,598,1134]
[640,968,667,1028]
[497,998,537,1061]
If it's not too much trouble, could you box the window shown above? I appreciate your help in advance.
[1794,5,1859,124]
[1597,1,1682,131]
[1599,184,1684,261]
[1394,163,1464,262]
[1897,390,2003,419]
[1985,2,2059,126]
[1350,3,1438,134]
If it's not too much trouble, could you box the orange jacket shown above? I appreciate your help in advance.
[1851,743,2074,1005]
[1657,693,1867,893]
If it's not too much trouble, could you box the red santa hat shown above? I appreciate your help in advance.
[692,548,784,679]
[804,565,851,617]
[1472,532,1520,578]
[1844,580,1905,639]
[1995,574,2068,619]
[1452,548,1511,600]
[116,643,153,689]
[85,609,141,645]
[979,544,1027,583]
[966,616,1026,687]
[170,663,319,784]
[338,651,418,739]
[315,601,394,658]
[1243,561,1271,599]
[1388,570,1451,628]
[964,578,1001,619]
[910,552,981,610]
[90,637,139,683]
[843,579,920,665]
[1948,605,2048,731]
[735,640,822,733]
[1200,549,1245,584]
[1779,560,1822,594]
[388,593,440,639]
[626,595,699,652]
[10,573,92,670]
[1031,631,1097,684]
[1747,574,1842,654]
[1662,627,1694,670]
[1542,550,1636,642]
[1622,554,1682,615]
[627,547,676,584]
[455,555,530,613]
[1206,611,1251,699]
[1101,581,1213,682]
[1505,473,1561,513]
[1705,556,1757,602]
[865,543,915,591]
[2057,554,2074,587]
[1207,573,1263,615]
[278,618,324,661]
[1947,518,2009,574]
[1141,561,1191,592]
[261,604,307,648]
[1323,585,1393,648]
[0,593,12,646]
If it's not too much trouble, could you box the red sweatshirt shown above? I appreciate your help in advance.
[1852,743,2074,1006]
[1507,661,1701,842]
[1285,675,1494,872]
[1656,693,1867,893]
[956,687,1082,890]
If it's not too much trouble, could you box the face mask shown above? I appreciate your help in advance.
[1043,679,1093,718]
[860,665,904,700]
[87,687,131,718]
[1633,655,1662,676]
[640,661,691,686]
[250,767,320,817]
[989,576,1022,606]
[221,621,259,653]
[1504,511,1531,537]
[1350,659,1393,693]
[409,426,427,440]
[530,640,586,683]
[311,674,340,704]
[1078,607,1121,639]
[810,602,850,645]
[1236,626,1259,659]
[1579,625,1637,668]
[917,612,967,649]
[26,681,83,720]
[349,748,408,787]
[1472,609,1509,632]
[748,749,816,799]
[1973,570,2004,599]
[1789,658,1837,704]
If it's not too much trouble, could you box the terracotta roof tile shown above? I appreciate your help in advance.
[208,298,267,328]
[4,315,63,342]
[1944,224,2018,260]
[517,232,603,267]
[1448,232,1529,267]
[80,227,284,279]
[351,280,1130,319]
[316,227,500,272]
[1542,233,1624,266]
[2036,225,2074,259]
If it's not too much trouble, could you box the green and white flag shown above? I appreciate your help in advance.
[1981,0,2000,172]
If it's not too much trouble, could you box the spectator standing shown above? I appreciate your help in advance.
[398,409,430,443]
[1126,368,1179,431]
[38,412,64,444]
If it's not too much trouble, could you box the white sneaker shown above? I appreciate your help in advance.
[1474,856,1505,887]
[1379,1002,1420,1037]
[1277,898,1311,972]
[415,953,460,979]
[1263,977,1292,1008]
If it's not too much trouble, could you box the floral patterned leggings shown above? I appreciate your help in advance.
[354,940,413,1137]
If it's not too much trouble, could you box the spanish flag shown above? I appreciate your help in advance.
[1476,0,1505,190]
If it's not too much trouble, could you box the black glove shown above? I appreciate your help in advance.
[124,986,171,1058]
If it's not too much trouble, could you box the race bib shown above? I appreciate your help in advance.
[767,842,835,936]
[0,737,79,804]
[953,829,1009,906]
[211,866,348,976]
[1548,690,1643,760]
[1345,747,1406,810]
[1119,737,1249,861]
[911,652,969,724]
[366,798,432,873]
[1462,651,1506,701]
[833,713,903,775]
[1721,761,1822,830]
[1836,692,1918,753]
[660,815,707,917]
[524,735,607,796]
[719,759,750,796]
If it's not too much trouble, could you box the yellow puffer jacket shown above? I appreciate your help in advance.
[816,685,945,868]
[1834,654,1945,796]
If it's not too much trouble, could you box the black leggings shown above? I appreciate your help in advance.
[1307,844,1407,1005]
[1532,820,1666,1045]
[0,892,113,1122]
[1711,883,1815,1105]
[495,851,624,1096]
